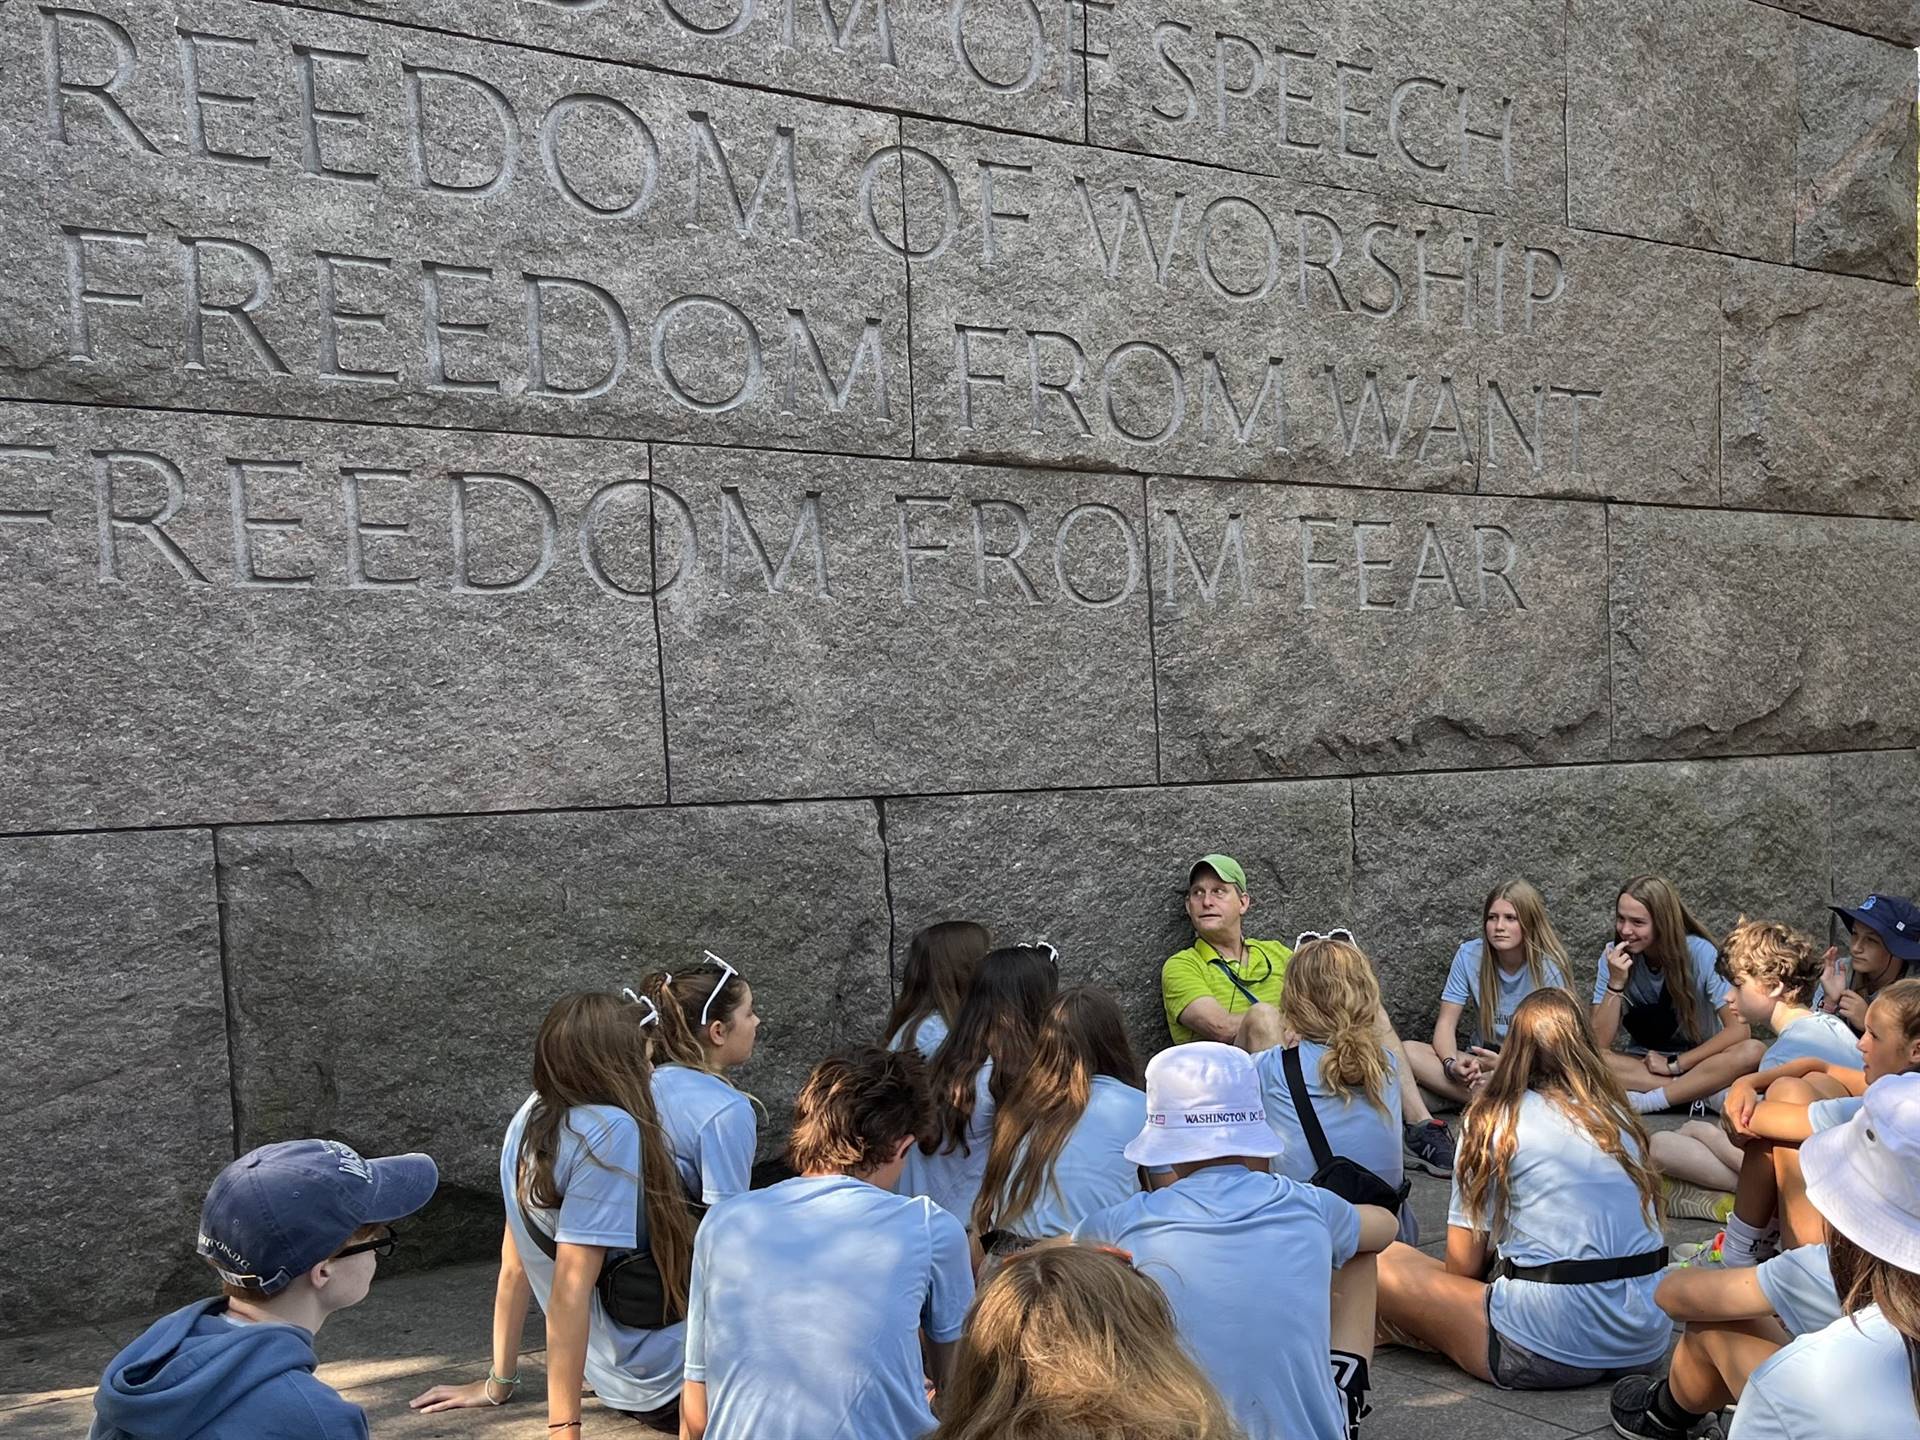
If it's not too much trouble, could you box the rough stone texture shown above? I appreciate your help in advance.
[257,0,1088,140]
[1,0,1918,1343]
[885,780,1354,1050]
[0,403,665,831]
[901,119,1719,502]
[1353,755,1833,1033]
[220,804,889,1263]
[1611,505,1920,758]
[1795,23,1919,283]
[1830,749,1920,905]
[1568,0,1798,262]
[0,829,229,1329]
[1758,1,1920,47]
[1148,478,1611,779]
[1087,0,1568,221]
[1721,264,1920,519]
[0,0,909,454]
[651,446,1156,800]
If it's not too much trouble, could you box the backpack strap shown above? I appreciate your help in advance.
[1280,1045,1335,1172]
[513,1119,647,1263]
[1492,1248,1669,1285]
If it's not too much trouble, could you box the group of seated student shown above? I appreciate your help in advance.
[87,858,1920,1440]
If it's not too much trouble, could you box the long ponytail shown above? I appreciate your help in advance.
[1281,938,1391,1112]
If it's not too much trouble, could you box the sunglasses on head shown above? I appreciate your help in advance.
[1293,928,1358,951]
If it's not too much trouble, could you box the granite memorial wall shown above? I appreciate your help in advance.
[0,0,1916,1326]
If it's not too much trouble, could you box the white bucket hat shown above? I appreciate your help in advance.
[1124,1042,1287,1168]
[1802,1071,1920,1273]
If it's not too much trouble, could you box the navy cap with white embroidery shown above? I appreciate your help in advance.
[1831,894,1920,964]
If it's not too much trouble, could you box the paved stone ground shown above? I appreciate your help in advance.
[4,1130,1725,1440]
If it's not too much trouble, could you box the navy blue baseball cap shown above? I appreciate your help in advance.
[1831,894,1920,964]
[197,1140,438,1296]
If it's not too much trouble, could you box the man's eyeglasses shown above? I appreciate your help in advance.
[1294,928,1358,950]
[332,1229,397,1261]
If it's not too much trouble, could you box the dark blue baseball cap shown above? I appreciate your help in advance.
[1831,894,1920,964]
[197,1139,438,1296]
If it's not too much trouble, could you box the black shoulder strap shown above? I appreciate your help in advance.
[1210,955,1266,1008]
[513,1118,647,1262]
[1280,1045,1334,1171]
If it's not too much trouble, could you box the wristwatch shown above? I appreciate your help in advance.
[1664,1051,1684,1076]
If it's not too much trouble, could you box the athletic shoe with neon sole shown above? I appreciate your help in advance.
[1670,1231,1726,1268]
[1662,1179,1735,1224]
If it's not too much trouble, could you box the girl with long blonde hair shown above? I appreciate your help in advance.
[1251,935,1409,1225]
[1405,879,1573,1104]
[973,988,1147,1250]
[930,1245,1245,1440]
[1376,989,1671,1391]
[411,990,704,1434]
[1591,874,1761,1115]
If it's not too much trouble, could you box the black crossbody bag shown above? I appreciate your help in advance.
[516,1141,707,1330]
[1280,1045,1411,1215]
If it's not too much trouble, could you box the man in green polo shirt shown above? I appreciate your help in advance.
[1161,854,1457,1176]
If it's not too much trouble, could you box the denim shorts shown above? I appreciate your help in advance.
[1484,1295,1632,1391]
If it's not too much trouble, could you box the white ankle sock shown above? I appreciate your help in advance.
[1630,1087,1669,1114]
[1723,1215,1766,1266]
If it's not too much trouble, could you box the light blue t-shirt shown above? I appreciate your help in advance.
[1443,940,1573,1046]
[683,1174,973,1440]
[1756,1244,1841,1337]
[1732,1307,1920,1440]
[652,1065,756,1205]
[888,1013,948,1057]
[897,1059,993,1225]
[1760,1011,1862,1072]
[1257,1041,1404,1191]
[993,1075,1147,1238]
[1591,934,1729,1051]
[1810,1095,1864,1132]
[1074,1166,1361,1440]
[1449,1092,1669,1371]
[501,1097,684,1411]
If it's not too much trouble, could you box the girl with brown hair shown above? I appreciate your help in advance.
[633,958,763,1203]
[973,987,1148,1251]
[929,1245,1245,1440]
[885,920,992,1057]
[1376,988,1671,1390]
[1590,874,1761,1115]
[902,943,1059,1228]
[1405,879,1574,1104]
[409,990,706,1434]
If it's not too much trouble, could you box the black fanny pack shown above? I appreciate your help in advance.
[517,1140,706,1330]
[1281,1046,1411,1215]
[1491,1248,1668,1285]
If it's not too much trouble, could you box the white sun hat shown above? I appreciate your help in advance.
[1802,1071,1920,1273]
[1124,1041,1287,1168]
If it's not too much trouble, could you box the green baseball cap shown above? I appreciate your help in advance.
[1188,854,1247,888]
